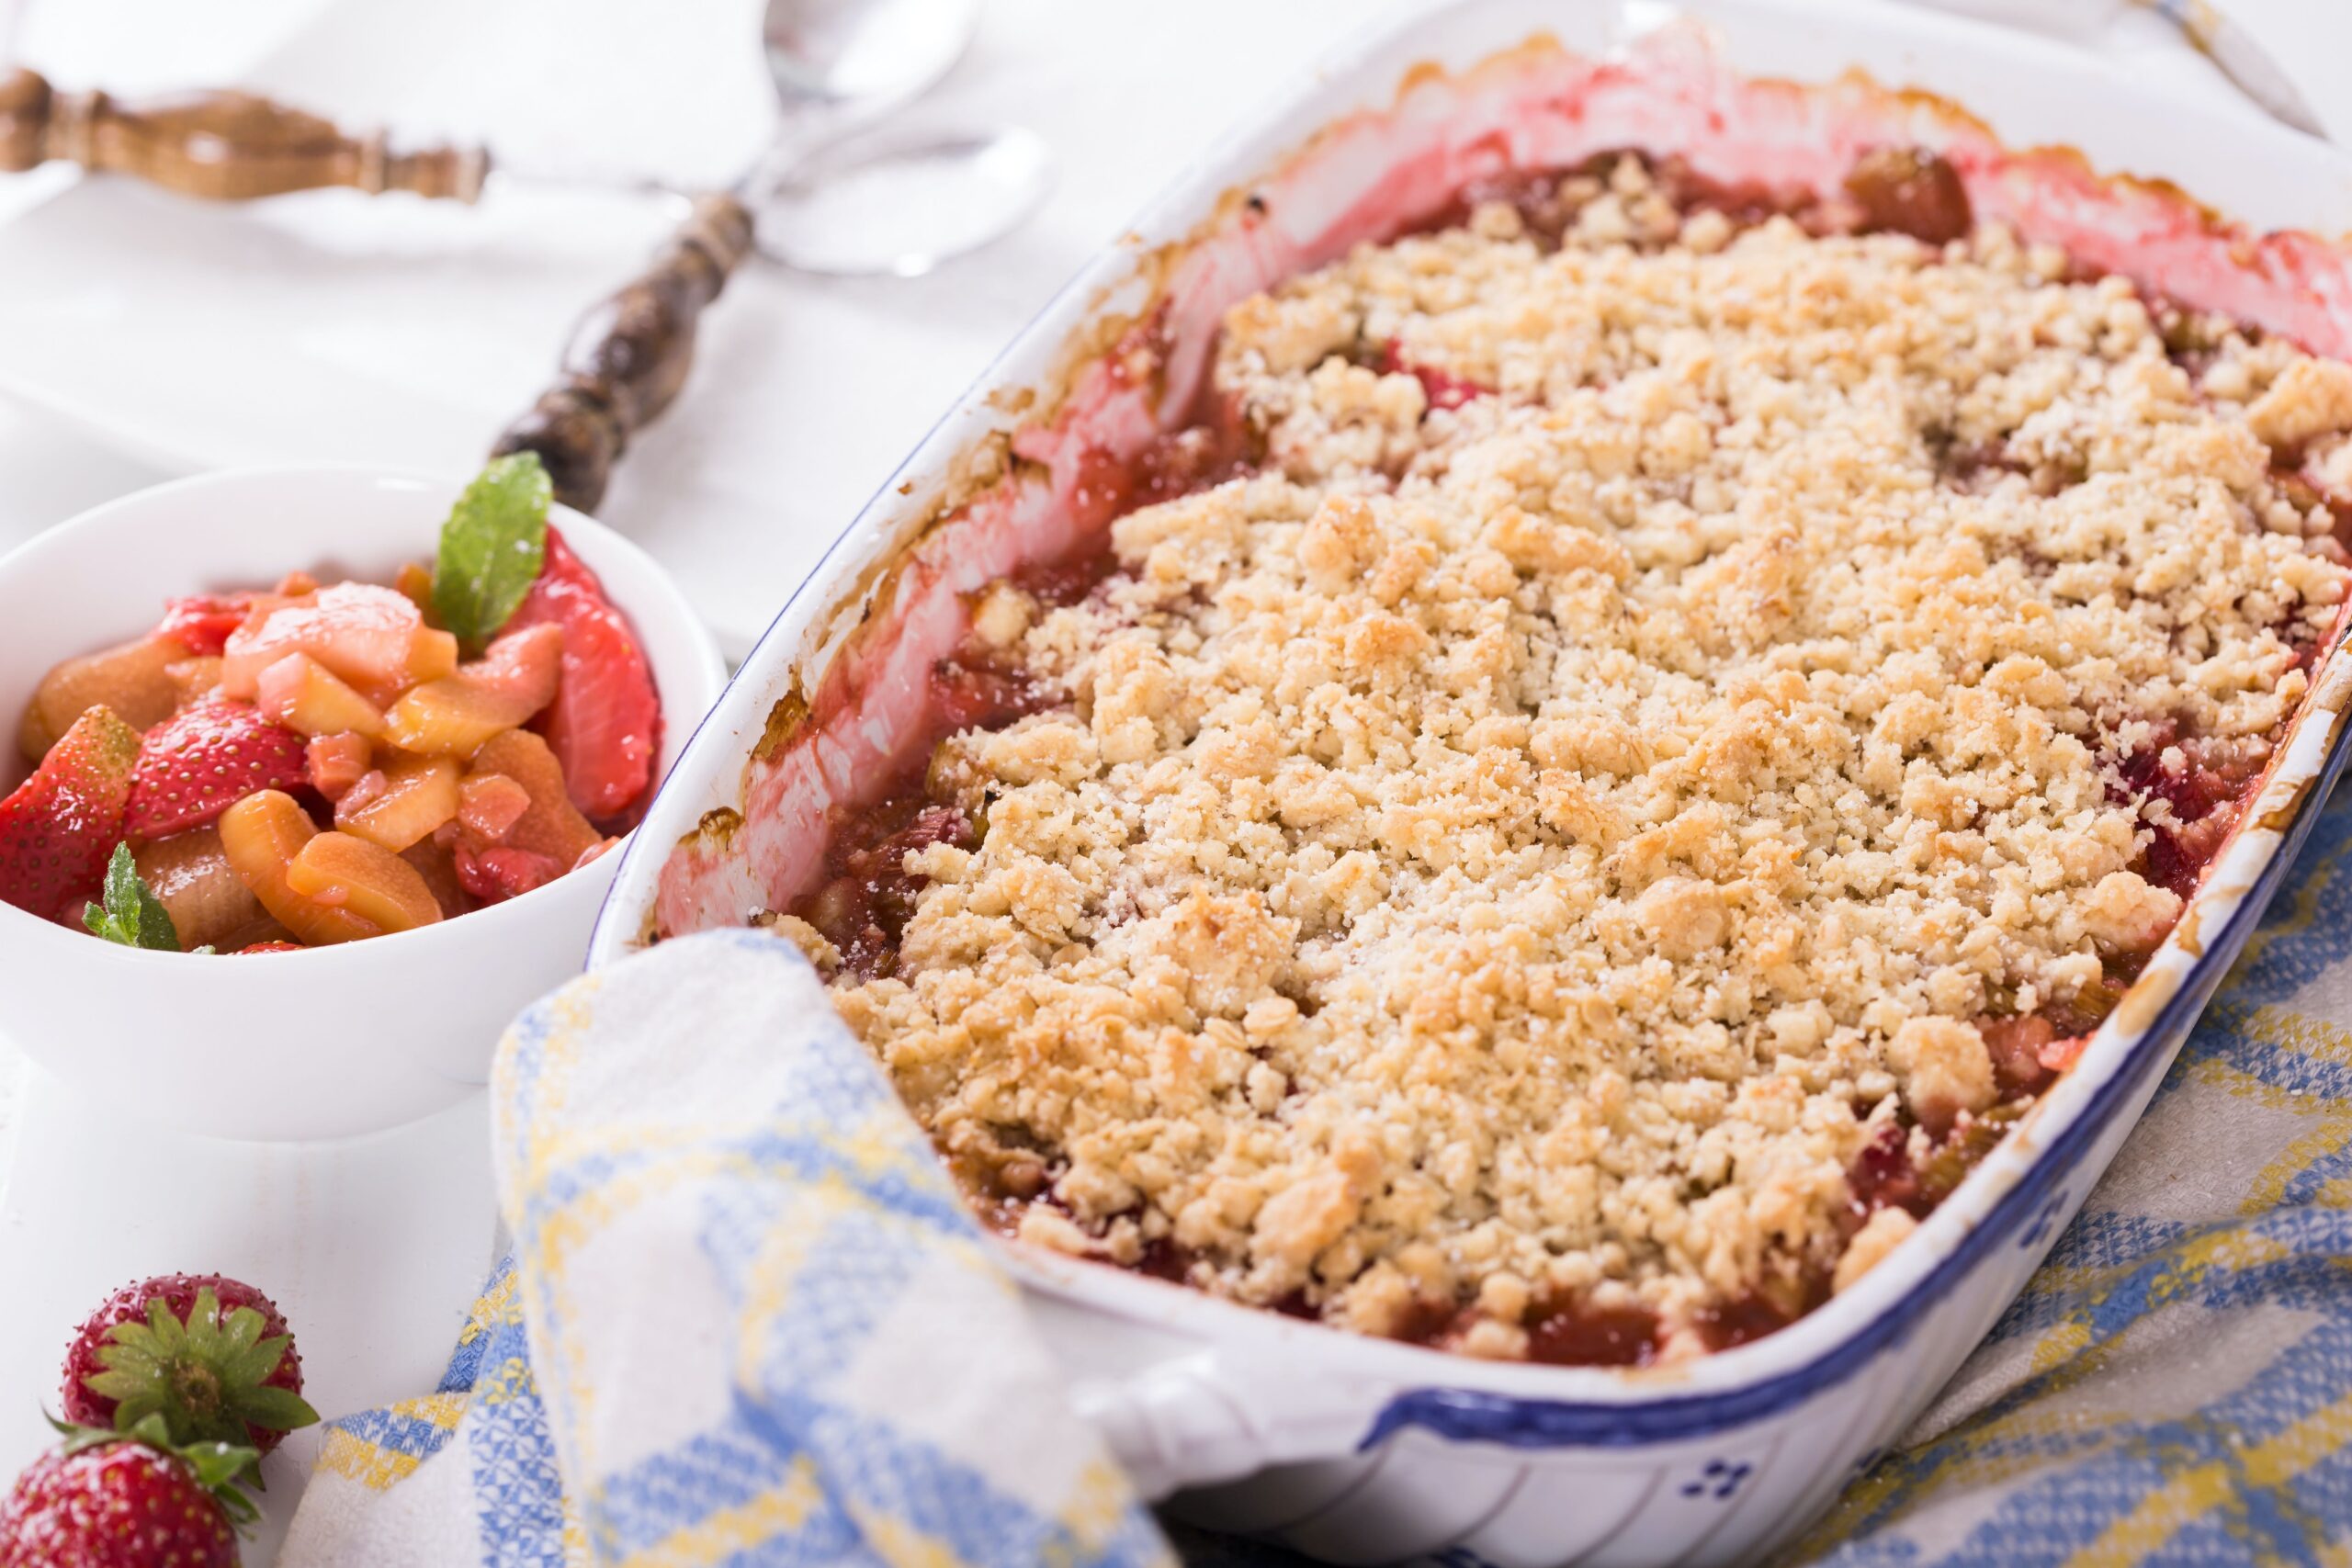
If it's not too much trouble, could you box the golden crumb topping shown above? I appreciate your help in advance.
[820,162,2350,1358]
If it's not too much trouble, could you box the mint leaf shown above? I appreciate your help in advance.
[84,843,182,952]
[431,452,551,644]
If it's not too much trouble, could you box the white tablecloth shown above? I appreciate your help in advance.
[0,4,2326,1561]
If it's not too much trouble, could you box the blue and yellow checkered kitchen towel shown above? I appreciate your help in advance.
[282,787,2352,1567]
[280,928,1174,1568]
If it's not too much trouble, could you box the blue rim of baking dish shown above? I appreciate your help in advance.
[1358,704,2352,1449]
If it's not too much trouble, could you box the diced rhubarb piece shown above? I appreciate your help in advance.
[220,582,450,707]
[338,770,387,816]
[400,837,469,918]
[153,593,256,657]
[18,637,184,762]
[124,701,310,840]
[133,828,272,951]
[164,658,224,710]
[254,652,386,738]
[381,623,563,756]
[453,844,562,904]
[507,528,661,821]
[409,627,460,686]
[461,729,603,867]
[1978,1013,2059,1099]
[457,773,531,842]
[0,705,141,920]
[216,791,382,945]
[305,732,375,801]
[285,830,445,932]
[335,751,461,852]
[2039,1032,2092,1075]
[393,561,435,618]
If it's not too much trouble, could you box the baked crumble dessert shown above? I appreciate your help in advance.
[772,152,2352,1364]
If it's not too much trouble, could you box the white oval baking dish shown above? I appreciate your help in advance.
[591,2,2352,1562]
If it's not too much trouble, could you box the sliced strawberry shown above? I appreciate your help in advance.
[453,843,561,904]
[457,773,532,842]
[506,527,660,823]
[125,701,309,840]
[153,593,256,657]
[232,941,304,953]
[0,705,141,920]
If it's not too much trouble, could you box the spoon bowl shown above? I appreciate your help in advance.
[761,0,982,119]
[747,0,1046,276]
[747,124,1052,276]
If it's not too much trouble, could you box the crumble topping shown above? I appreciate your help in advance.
[806,158,2352,1360]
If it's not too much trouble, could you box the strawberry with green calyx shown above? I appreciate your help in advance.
[62,1277,317,1457]
[0,1414,255,1566]
[0,704,140,922]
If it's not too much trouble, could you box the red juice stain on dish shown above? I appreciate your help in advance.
[789,407,1262,976]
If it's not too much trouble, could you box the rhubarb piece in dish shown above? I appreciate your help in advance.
[776,152,2352,1364]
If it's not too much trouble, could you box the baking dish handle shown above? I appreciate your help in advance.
[1058,1336,1386,1499]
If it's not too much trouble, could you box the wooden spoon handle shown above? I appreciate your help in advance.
[490,194,757,514]
[0,66,488,201]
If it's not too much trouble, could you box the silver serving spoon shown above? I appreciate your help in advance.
[485,0,1052,507]
[741,0,1052,276]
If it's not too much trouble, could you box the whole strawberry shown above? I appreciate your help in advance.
[0,1419,251,1568]
[62,1278,317,1457]
[124,703,307,840]
[0,705,140,922]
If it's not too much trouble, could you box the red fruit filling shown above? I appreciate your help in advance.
[153,593,255,658]
[770,144,2334,1364]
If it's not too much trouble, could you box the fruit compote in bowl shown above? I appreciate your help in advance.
[0,464,723,1140]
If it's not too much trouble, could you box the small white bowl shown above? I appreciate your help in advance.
[0,464,724,1141]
